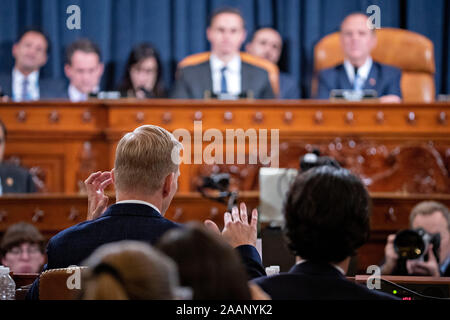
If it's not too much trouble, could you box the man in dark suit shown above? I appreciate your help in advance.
[26,124,264,299]
[63,39,105,102]
[170,8,274,99]
[317,13,402,102]
[0,27,66,101]
[0,119,36,194]
[253,166,397,300]
[246,27,300,99]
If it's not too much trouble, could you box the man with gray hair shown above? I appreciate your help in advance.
[27,125,264,299]
[27,125,184,299]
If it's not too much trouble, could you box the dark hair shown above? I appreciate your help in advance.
[16,27,50,53]
[208,7,245,28]
[157,223,252,300]
[1,222,45,257]
[118,43,166,98]
[249,26,278,43]
[284,166,370,263]
[65,38,102,65]
[0,118,7,141]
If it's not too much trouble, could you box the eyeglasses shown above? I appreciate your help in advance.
[8,246,42,256]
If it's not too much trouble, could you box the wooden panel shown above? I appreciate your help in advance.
[1,100,449,194]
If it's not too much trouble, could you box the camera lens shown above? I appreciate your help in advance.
[394,229,426,260]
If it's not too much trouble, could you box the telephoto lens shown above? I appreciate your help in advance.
[394,228,441,260]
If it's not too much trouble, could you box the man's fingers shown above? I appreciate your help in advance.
[387,234,396,243]
[427,244,437,262]
[99,178,113,190]
[231,206,240,223]
[224,212,232,225]
[85,171,102,185]
[204,220,221,234]
[240,202,248,225]
[250,208,258,229]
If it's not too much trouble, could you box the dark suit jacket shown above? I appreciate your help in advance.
[0,73,67,100]
[279,72,300,99]
[26,202,264,299]
[26,203,181,299]
[317,61,402,99]
[253,261,397,300]
[170,60,274,99]
[0,163,36,193]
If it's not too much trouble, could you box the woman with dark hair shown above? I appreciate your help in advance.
[157,223,258,300]
[118,43,166,98]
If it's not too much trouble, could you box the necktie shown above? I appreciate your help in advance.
[220,66,228,94]
[22,77,30,101]
[353,66,362,91]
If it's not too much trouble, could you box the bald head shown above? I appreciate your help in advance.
[340,13,377,67]
[246,28,282,64]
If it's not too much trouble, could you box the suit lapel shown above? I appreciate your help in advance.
[363,62,378,91]
[337,65,352,90]
[241,63,249,94]
[201,62,212,98]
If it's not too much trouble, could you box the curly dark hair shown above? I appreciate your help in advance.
[284,165,370,263]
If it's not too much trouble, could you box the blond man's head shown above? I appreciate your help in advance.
[114,125,182,196]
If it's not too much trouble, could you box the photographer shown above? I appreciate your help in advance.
[381,201,450,277]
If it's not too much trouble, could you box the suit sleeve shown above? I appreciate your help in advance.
[386,68,402,98]
[235,245,266,280]
[261,73,275,99]
[316,70,332,99]
[26,171,37,193]
[169,68,191,99]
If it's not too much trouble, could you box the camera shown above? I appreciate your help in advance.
[394,228,441,261]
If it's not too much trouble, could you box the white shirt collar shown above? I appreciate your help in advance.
[115,199,161,215]
[210,54,242,96]
[296,259,346,275]
[344,57,373,84]
[210,54,241,74]
[68,84,100,102]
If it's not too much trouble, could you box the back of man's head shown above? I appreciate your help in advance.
[284,165,370,264]
[114,125,182,195]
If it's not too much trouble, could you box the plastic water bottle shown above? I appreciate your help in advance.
[0,266,16,300]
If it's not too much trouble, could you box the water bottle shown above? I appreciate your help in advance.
[0,266,16,300]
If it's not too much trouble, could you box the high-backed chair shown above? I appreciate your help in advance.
[39,267,87,300]
[313,28,435,102]
[178,52,280,97]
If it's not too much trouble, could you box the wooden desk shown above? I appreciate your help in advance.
[1,192,449,273]
[1,100,448,193]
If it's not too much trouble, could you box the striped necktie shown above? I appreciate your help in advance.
[22,77,30,101]
[220,66,228,94]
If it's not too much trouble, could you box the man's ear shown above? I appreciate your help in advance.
[111,168,116,185]
[12,44,18,59]
[64,64,71,78]
[162,172,174,198]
